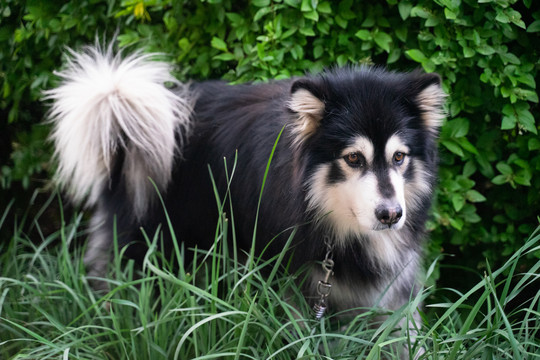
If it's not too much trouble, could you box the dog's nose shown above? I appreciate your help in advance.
[375,204,403,226]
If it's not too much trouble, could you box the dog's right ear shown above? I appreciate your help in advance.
[288,80,326,147]
[408,72,446,136]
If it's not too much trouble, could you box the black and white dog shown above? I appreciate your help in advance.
[46,44,444,331]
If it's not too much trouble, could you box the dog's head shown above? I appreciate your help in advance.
[288,67,445,240]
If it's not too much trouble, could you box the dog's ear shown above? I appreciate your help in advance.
[288,79,326,146]
[409,72,446,135]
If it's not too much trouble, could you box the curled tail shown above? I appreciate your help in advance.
[45,44,192,219]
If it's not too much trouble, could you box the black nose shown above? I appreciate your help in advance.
[375,204,403,226]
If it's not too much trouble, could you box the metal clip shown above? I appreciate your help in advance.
[313,256,335,319]
[321,258,334,281]
[313,236,335,319]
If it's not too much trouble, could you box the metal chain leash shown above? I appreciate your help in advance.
[313,237,335,319]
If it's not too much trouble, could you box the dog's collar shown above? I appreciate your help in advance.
[313,236,335,319]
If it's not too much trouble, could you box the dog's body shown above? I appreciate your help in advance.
[46,46,444,321]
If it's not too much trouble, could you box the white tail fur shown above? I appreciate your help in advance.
[45,44,192,219]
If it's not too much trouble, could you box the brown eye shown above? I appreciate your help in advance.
[344,152,364,168]
[393,152,406,165]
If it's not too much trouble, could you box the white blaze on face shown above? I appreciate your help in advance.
[384,134,410,229]
[306,135,410,241]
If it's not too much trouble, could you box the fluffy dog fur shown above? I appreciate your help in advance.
[46,44,445,343]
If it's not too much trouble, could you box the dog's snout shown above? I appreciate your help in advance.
[375,203,403,226]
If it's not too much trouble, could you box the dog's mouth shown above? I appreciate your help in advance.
[372,221,403,231]
[373,223,395,231]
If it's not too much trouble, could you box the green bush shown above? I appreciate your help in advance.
[1,0,539,278]
[0,0,120,192]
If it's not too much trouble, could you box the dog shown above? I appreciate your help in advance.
[46,44,444,344]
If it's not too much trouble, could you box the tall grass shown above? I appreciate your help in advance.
[1,190,539,359]
[2,131,539,360]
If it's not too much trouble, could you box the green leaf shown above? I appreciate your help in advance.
[225,12,244,24]
[449,217,464,230]
[499,52,520,65]
[501,115,517,130]
[313,45,324,59]
[502,103,515,117]
[284,0,301,7]
[338,0,356,20]
[299,25,315,36]
[519,89,538,103]
[527,20,540,33]
[444,8,457,20]
[254,7,272,21]
[452,194,466,212]
[361,12,375,27]
[516,74,536,89]
[463,161,477,177]
[398,2,413,20]
[476,45,495,56]
[425,16,440,27]
[317,2,332,14]
[387,48,401,64]
[406,49,427,63]
[517,110,537,134]
[335,15,348,29]
[514,172,531,186]
[466,190,487,203]
[492,174,508,185]
[411,6,430,19]
[253,0,271,7]
[395,26,408,42]
[455,137,479,155]
[528,138,540,151]
[457,177,475,189]
[303,10,319,21]
[422,59,436,73]
[446,118,470,138]
[503,103,537,134]
[496,162,513,175]
[374,31,392,52]
[463,46,475,58]
[3,81,10,98]
[467,213,482,223]
[442,140,464,157]
[2,5,11,17]
[337,54,348,67]
[213,53,235,61]
[508,9,526,29]
[211,37,228,52]
[355,29,371,41]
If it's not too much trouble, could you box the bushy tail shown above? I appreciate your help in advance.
[45,44,192,219]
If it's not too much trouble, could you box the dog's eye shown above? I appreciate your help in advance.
[393,152,406,165]
[344,152,364,168]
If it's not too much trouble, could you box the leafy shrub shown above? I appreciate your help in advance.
[1,0,539,279]
[0,0,120,196]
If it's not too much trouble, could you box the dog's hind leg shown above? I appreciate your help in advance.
[84,209,113,293]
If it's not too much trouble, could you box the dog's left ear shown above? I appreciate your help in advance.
[410,72,446,135]
[288,79,326,146]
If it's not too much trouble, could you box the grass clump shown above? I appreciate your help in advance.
[1,192,538,359]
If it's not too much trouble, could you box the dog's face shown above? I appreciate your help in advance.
[288,67,445,241]
[306,134,410,235]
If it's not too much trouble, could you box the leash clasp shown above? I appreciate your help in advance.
[313,239,335,320]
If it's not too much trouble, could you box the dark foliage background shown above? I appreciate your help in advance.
[1,0,539,284]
